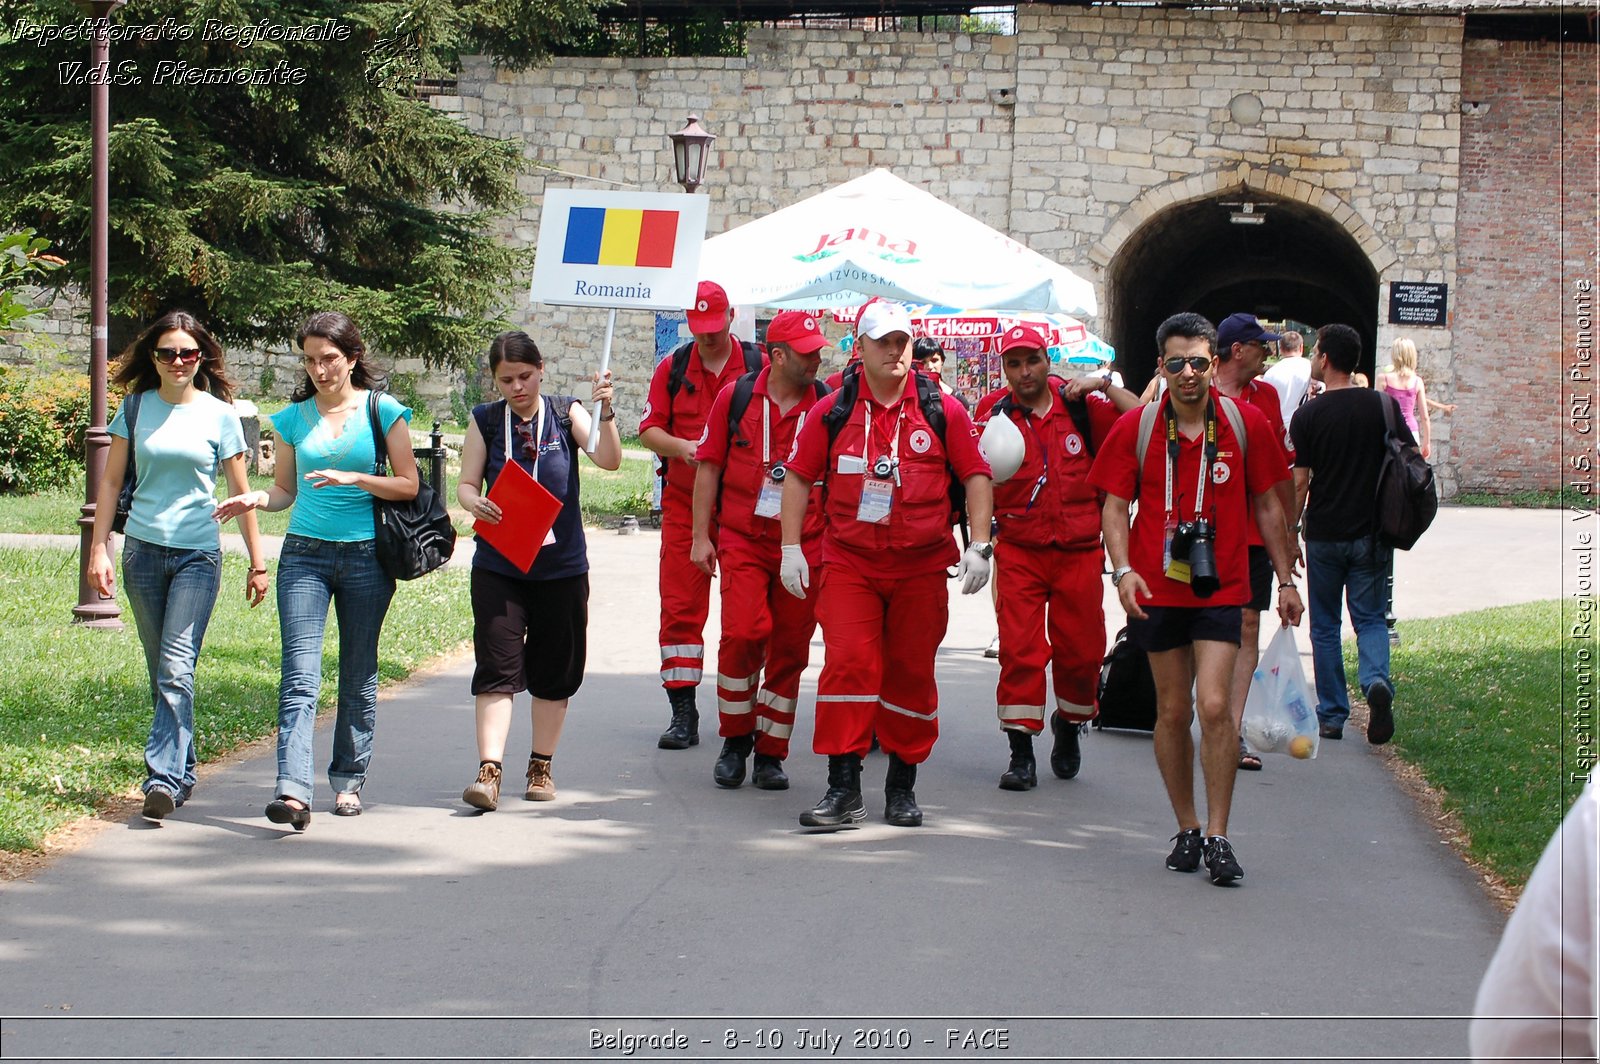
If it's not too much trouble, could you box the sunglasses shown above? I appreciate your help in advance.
[1163,355,1213,374]
[153,347,203,365]
[513,420,541,460]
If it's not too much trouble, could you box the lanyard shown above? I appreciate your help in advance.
[862,395,906,467]
[1162,396,1217,522]
[503,397,547,480]
[761,398,772,467]
[1018,397,1050,511]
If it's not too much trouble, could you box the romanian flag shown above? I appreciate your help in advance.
[562,207,679,269]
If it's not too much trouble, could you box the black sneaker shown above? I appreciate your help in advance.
[1318,723,1344,740]
[1365,682,1395,746]
[141,786,175,821]
[1165,827,1202,873]
[1202,835,1244,884]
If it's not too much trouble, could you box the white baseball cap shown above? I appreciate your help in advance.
[856,302,914,341]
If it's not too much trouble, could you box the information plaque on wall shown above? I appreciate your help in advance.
[1388,282,1448,327]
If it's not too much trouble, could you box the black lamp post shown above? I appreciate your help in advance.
[668,114,715,194]
[73,0,128,628]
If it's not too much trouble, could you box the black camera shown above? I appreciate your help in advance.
[768,463,786,482]
[872,456,898,480]
[1171,519,1220,598]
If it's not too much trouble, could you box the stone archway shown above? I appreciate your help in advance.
[1095,169,1386,391]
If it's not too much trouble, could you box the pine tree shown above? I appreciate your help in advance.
[0,0,597,365]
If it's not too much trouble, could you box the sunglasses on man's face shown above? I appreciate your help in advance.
[1163,355,1212,374]
[153,347,203,365]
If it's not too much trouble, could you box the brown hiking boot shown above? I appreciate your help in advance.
[463,762,502,811]
[525,756,555,802]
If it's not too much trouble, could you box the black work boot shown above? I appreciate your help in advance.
[883,753,923,827]
[1050,711,1084,780]
[713,734,754,788]
[657,687,699,750]
[998,729,1038,791]
[798,754,865,826]
[751,753,789,791]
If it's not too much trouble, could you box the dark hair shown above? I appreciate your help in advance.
[111,310,235,402]
[488,331,544,371]
[1316,323,1362,374]
[911,337,944,363]
[1155,312,1216,356]
[290,311,380,401]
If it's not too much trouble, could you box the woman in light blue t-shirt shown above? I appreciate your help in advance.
[89,310,269,822]
[216,311,419,830]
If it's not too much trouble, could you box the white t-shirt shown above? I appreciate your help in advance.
[1470,781,1598,1061]
[1263,356,1311,428]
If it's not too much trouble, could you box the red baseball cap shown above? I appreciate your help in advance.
[685,280,731,332]
[999,324,1050,354]
[765,310,828,355]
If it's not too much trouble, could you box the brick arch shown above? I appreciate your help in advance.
[1089,165,1396,278]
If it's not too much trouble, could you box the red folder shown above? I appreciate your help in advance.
[473,458,563,573]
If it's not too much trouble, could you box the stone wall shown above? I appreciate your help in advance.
[1456,36,1596,494]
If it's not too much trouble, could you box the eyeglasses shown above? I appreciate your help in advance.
[513,420,540,460]
[1163,356,1213,374]
[153,347,203,365]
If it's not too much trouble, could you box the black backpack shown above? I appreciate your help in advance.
[1093,626,1157,733]
[665,339,764,398]
[821,362,967,533]
[1374,394,1438,551]
[111,392,142,533]
[986,376,1097,457]
[725,370,831,448]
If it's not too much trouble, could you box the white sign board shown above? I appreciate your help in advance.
[530,190,707,311]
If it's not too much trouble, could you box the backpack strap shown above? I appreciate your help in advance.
[124,391,143,488]
[1134,395,1248,491]
[741,339,763,375]
[822,361,861,449]
[367,390,389,475]
[725,370,761,447]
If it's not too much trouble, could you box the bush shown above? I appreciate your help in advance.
[0,368,114,493]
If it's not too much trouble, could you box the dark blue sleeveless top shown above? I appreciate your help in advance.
[471,396,587,581]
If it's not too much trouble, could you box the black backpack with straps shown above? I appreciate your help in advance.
[985,376,1097,457]
[725,370,831,447]
[665,339,764,398]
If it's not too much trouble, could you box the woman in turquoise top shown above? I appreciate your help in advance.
[88,310,269,821]
[216,311,418,830]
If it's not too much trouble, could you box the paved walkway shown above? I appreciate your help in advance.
[0,507,1569,1062]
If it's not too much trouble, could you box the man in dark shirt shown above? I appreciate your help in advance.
[1289,323,1415,745]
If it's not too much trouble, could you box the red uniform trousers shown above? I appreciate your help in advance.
[813,563,948,764]
[994,538,1103,732]
[713,530,819,760]
[658,487,713,690]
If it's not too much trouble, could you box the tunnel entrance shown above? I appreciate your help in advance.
[1105,190,1380,393]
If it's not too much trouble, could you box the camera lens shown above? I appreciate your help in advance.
[873,456,895,478]
[769,464,786,482]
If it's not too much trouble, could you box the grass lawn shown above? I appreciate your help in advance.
[1372,599,1580,888]
[0,546,473,852]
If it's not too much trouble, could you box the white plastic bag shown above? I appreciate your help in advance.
[1240,625,1319,759]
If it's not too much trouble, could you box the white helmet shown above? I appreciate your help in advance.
[980,411,1026,484]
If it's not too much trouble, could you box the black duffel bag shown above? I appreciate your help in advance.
[367,390,456,580]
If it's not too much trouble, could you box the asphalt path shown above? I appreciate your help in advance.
[0,507,1572,1063]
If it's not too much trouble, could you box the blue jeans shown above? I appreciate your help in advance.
[275,536,395,806]
[122,538,223,801]
[1305,536,1393,729]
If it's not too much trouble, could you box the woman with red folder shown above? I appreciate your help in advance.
[456,331,622,811]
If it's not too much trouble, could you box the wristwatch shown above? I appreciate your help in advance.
[971,541,994,561]
[1111,565,1134,586]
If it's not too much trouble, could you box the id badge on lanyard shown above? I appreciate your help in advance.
[1163,515,1191,585]
[752,399,785,520]
[504,401,558,547]
[854,401,902,526]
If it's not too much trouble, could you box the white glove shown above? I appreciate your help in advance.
[956,544,992,595]
[779,544,810,600]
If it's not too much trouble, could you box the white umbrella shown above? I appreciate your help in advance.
[699,169,1097,317]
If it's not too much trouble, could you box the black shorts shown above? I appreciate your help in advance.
[1246,545,1272,612]
[471,568,589,700]
[1127,605,1243,653]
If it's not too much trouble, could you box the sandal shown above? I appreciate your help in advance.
[332,792,362,817]
[265,796,311,831]
[1238,750,1263,772]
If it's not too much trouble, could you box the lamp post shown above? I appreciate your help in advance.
[72,0,128,627]
[668,114,715,194]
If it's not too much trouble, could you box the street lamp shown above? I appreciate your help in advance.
[668,114,715,194]
[72,0,128,628]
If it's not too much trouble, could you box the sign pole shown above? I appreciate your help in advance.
[587,308,617,454]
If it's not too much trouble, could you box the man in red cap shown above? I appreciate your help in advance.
[640,280,766,750]
[689,311,831,790]
[975,325,1138,790]
[778,300,994,829]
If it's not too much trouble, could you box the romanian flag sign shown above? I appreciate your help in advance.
[531,190,707,311]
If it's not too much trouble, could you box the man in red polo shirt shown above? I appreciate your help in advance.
[1090,312,1302,885]
[778,301,994,829]
[640,280,766,751]
[689,310,830,791]
[1212,312,1297,774]
[975,325,1138,790]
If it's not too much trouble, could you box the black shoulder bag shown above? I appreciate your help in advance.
[111,392,143,533]
[367,391,457,580]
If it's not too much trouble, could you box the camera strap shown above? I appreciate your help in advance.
[861,394,906,471]
[1163,397,1218,522]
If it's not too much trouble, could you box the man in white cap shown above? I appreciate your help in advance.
[778,301,994,829]
[640,280,765,751]
[690,310,830,791]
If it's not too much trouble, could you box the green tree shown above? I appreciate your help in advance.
[0,229,65,331]
[0,0,597,366]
